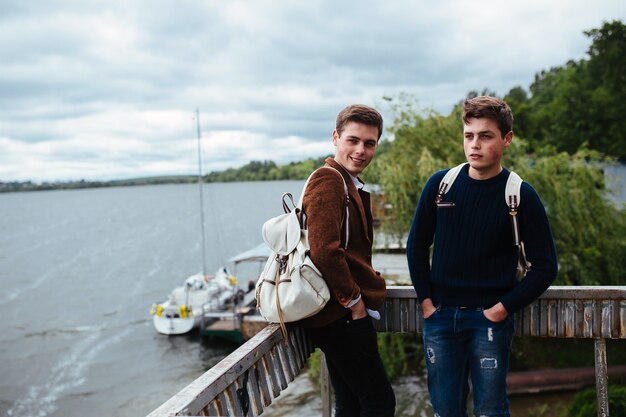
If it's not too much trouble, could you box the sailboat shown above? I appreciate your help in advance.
[150,109,239,335]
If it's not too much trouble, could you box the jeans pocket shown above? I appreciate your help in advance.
[481,311,512,328]
[423,304,442,321]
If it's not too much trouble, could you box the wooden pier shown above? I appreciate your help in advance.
[201,313,269,344]
[147,286,626,417]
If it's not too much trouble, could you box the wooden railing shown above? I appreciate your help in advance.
[147,286,626,417]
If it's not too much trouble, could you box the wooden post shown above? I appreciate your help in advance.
[594,338,609,417]
[320,351,331,417]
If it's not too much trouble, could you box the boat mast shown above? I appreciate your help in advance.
[195,108,208,277]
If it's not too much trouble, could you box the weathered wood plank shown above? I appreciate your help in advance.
[276,341,295,383]
[595,338,609,417]
[268,346,288,391]
[320,352,331,417]
[207,399,222,416]
[289,328,305,371]
[247,365,263,416]
[408,296,417,332]
[215,391,229,416]
[258,357,273,406]
[225,384,243,416]
[601,301,614,339]
[583,301,594,338]
[621,301,626,338]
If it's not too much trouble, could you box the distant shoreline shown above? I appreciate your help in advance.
[0,175,199,193]
[0,175,310,193]
[1,157,331,193]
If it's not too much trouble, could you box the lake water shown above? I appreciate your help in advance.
[1,164,624,417]
[0,181,308,417]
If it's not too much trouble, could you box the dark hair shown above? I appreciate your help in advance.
[462,96,513,137]
[336,104,383,140]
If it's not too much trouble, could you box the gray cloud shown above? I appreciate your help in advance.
[0,0,624,181]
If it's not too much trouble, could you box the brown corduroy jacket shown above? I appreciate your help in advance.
[297,158,387,328]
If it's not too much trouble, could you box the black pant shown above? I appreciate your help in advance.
[305,314,396,417]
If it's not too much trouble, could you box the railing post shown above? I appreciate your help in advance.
[594,338,609,417]
[320,352,331,417]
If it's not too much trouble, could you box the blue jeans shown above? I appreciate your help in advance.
[422,306,515,417]
[305,313,396,417]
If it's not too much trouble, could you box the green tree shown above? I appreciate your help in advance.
[525,61,593,154]
[518,20,626,159]
[203,156,331,182]
[504,86,531,141]
[512,149,626,285]
[567,384,626,417]
[585,20,626,158]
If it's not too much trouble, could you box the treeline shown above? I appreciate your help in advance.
[203,156,330,182]
[0,176,198,193]
[0,159,328,193]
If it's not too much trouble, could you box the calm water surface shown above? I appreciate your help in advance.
[0,182,305,417]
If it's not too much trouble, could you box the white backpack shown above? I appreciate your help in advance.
[436,162,531,280]
[256,167,350,336]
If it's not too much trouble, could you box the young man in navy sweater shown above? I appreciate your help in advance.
[406,96,558,417]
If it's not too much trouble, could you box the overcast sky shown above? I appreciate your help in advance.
[1,1,624,182]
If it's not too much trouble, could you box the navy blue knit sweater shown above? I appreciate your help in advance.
[406,165,558,314]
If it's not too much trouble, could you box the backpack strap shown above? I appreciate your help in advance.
[505,171,523,246]
[436,162,467,207]
[282,166,350,249]
[505,171,531,279]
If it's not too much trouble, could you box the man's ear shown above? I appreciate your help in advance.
[504,130,513,147]
[332,129,339,146]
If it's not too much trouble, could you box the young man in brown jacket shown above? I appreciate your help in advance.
[299,104,395,417]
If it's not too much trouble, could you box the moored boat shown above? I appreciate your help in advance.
[200,243,272,342]
[151,268,238,335]
[151,109,242,336]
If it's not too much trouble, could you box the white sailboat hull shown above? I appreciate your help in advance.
[151,271,237,336]
[152,313,200,335]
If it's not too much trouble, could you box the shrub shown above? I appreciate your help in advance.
[567,384,626,417]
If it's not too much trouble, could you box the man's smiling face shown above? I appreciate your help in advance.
[333,121,379,176]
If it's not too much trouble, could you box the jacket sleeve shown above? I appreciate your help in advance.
[303,169,360,306]
[406,172,442,303]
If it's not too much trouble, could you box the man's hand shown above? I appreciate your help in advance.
[350,298,368,320]
[484,302,509,322]
[421,298,437,319]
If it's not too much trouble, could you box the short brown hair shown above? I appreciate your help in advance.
[462,96,513,137]
[336,104,383,140]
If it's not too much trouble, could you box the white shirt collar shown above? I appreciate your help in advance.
[348,172,364,190]
[333,159,364,190]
